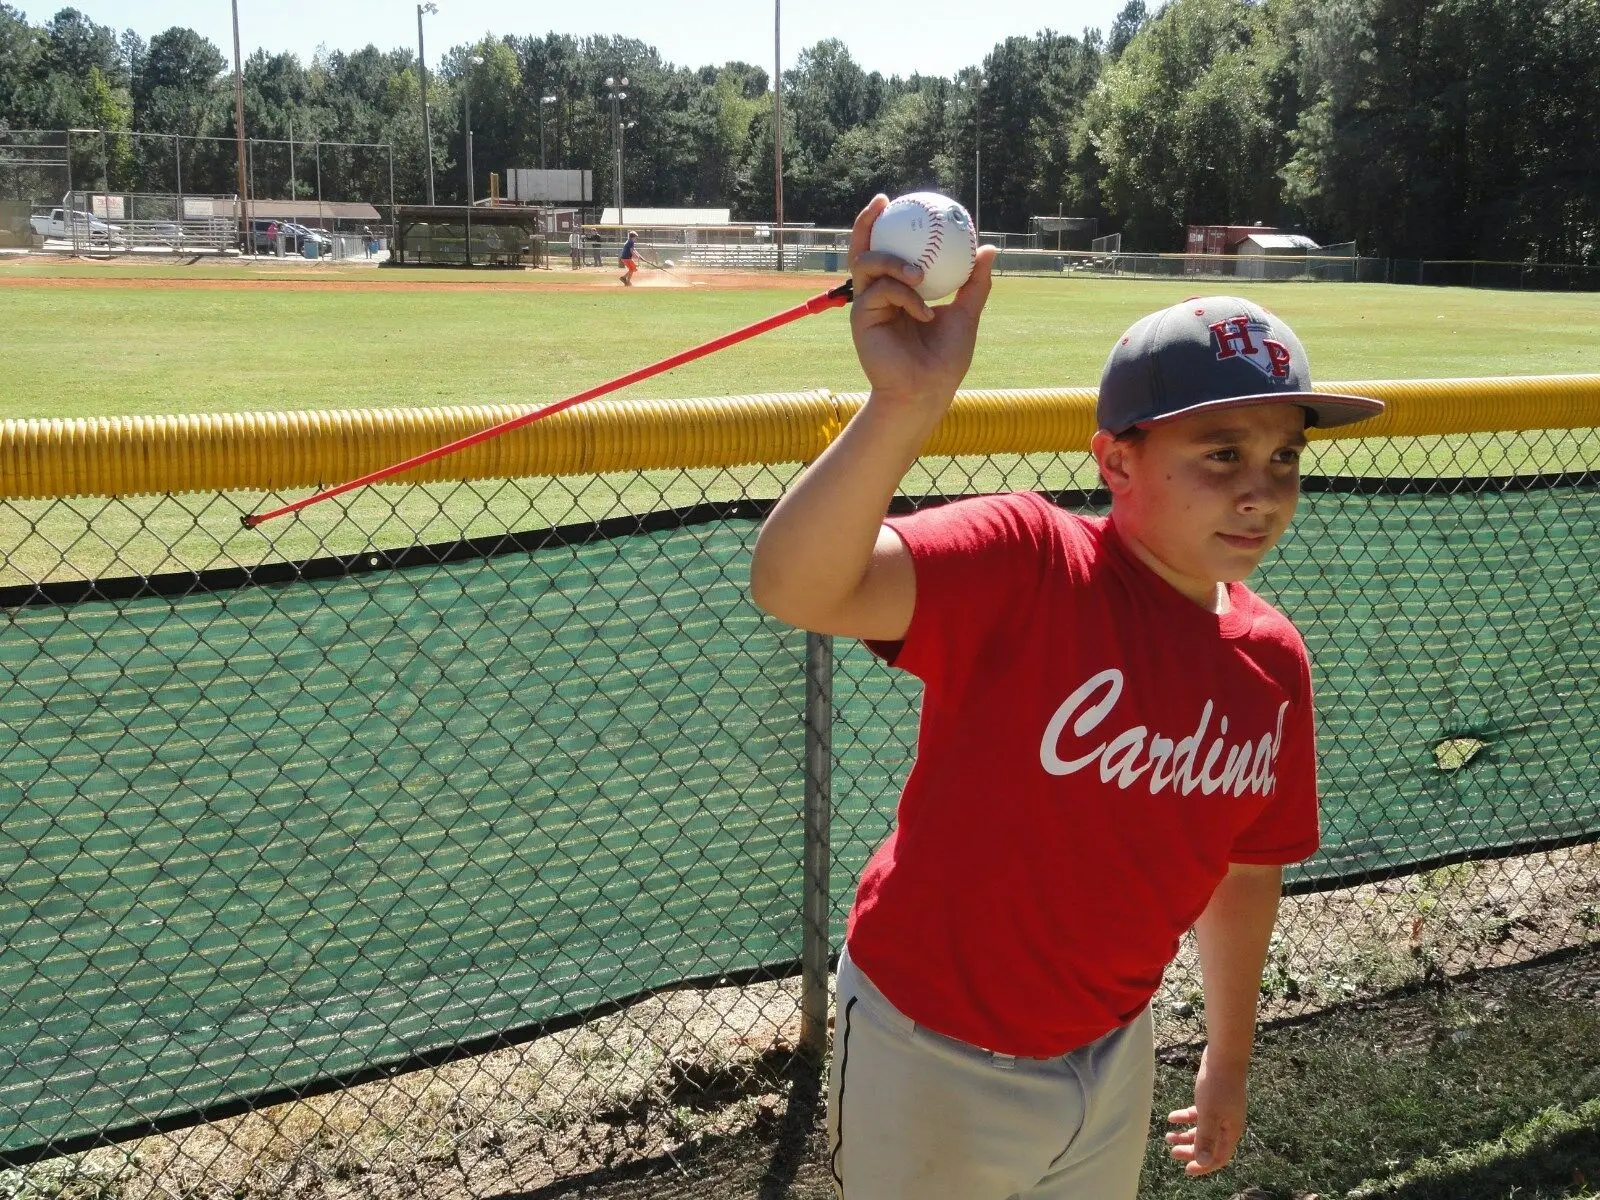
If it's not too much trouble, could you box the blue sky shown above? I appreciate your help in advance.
[51,1,1127,78]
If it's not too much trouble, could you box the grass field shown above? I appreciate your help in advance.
[4,265,1600,420]
[3,263,1600,584]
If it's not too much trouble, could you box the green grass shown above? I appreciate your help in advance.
[4,271,1600,420]
[1140,977,1600,1199]
[1350,1098,1600,1199]
[2,268,1598,584]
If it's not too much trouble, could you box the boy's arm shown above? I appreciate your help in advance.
[1165,862,1283,1176]
[749,195,996,640]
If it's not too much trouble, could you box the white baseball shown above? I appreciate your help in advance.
[868,191,978,302]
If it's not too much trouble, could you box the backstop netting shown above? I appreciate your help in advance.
[1,380,1598,1197]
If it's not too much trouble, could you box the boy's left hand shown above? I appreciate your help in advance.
[1165,1047,1248,1175]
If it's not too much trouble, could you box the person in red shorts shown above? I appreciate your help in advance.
[749,193,1384,1199]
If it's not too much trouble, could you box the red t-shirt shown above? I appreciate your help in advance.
[847,491,1319,1058]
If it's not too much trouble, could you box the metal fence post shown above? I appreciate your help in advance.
[65,130,76,256]
[800,631,833,1059]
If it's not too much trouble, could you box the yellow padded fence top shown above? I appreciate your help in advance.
[2,375,1598,501]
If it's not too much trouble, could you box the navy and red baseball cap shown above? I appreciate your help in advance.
[1097,296,1384,434]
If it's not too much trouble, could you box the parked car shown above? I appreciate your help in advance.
[29,207,124,244]
[248,219,333,255]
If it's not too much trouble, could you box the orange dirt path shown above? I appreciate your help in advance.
[0,267,827,293]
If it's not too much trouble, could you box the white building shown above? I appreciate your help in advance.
[1236,232,1322,278]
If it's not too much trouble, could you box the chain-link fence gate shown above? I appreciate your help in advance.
[2,381,1598,1198]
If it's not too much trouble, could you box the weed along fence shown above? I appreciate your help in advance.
[2,380,1599,1196]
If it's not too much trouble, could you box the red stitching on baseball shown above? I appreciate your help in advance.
[920,201,945,271]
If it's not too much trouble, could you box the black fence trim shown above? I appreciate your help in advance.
[0,498,765,609]
[6,471,1597,611]
[0,956,806,1171]
[1157,941,1600,1057]
[1286,829,1600,897]
[1295,468,1600,496]
[892,486,1109,513]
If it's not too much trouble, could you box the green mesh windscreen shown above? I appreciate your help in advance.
[0,522,804,1160]
[2,481,1599,1162]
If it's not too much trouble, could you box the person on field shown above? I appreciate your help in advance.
[749,193,1384,1200]
[619,229,639,285]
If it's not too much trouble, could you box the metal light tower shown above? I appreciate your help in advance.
[774,0,785,271]
[620,118,636,223]
[604,76,628,219]
[972,74,986,234]
[230,0,249,249]
[417,2,437,205]
[464,53,484,206]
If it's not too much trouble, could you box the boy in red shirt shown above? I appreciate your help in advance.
[750,195,1383,1199]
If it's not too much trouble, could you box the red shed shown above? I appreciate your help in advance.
[1186,224,1276,255]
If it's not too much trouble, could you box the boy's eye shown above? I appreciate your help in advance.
[1207,448,1240,463]
[1275,448,1303,465]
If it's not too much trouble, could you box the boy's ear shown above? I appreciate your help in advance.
[1090,429,1134,495]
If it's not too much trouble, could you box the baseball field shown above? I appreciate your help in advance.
[5,260,1600,421]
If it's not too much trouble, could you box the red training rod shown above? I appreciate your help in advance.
[243,278,855,528]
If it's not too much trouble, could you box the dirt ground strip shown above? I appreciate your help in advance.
[43,947,1599,1200]
[0,259,823,293]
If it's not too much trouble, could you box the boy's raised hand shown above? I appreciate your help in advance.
[849,194,996,415]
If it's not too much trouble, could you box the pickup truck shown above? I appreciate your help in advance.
[29,208,124,244]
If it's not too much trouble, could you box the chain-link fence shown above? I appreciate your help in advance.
[580,226,1600,291]
[2,128,396,259]
[43,191,239,254]
[2,384,1598,1198]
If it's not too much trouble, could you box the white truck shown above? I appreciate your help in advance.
[29,207,124,244]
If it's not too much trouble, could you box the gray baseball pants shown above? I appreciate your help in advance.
[826,945,1155,1200]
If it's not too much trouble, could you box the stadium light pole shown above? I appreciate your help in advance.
[971,74,986,235]
[417,2,437,206]
[773,0,784,271]
[539,94,556,170]
[604,76,628,223]
[620,119,636,222]
[464,53,483,207]
[230,0,249,251]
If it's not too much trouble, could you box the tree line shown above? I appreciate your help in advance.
[3,0,1598,261]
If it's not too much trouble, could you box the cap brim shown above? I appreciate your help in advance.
[1130,391,1385,432]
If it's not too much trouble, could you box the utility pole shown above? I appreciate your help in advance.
[231,0,249,250]
[774,0,785,271]
[417,3,436,205]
